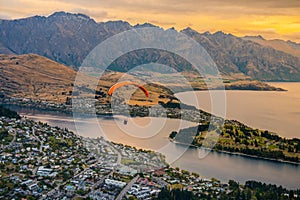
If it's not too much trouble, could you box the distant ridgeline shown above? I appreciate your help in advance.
[170,120,300,163]
[0,106,20,119]
[1,12,300,81]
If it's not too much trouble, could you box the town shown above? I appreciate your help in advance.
[1,107,299,200]
[2,97,213,124]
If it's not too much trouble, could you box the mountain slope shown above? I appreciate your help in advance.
[0,12,131,67]
[0,54,76,103]
[0,54,175,106]
[1,12,300,81]
[243,36,300,59]
[182,29,300,81]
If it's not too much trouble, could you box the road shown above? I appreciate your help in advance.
[42,156,98,200]
[115,175,139,200]
[92,171,113,190]
[9,130,16,146]
[31,127,44,153]
[42,139,111,199]
[80,171,114,199]
[43,138,122,199]
[101,139,122,165]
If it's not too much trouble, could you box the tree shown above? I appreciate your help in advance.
[246,188,252,199]
[157,188,172,200]
[296,142,300,153]
[228,180,239,190]
[0,106,20,119]
[288,146,294,153]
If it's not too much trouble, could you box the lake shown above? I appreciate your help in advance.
[5,98,300,189]
[176,82,300,138]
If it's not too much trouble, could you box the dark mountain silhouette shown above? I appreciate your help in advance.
[1,11,300,81]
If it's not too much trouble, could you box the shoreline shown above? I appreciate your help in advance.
[171,140,300,165]
[3,103,300,165]
[2,104,300,190]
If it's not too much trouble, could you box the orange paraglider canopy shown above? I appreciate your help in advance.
[108,81,149,97]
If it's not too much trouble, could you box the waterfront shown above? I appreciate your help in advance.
[5,103,300,189]
[176,82,300,138]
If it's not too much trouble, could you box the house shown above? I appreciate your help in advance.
[117,166,137,176]
[65,185,75,197]
[21,179,33,186]
[37,166,53,176]
[104,179,126,188]
[28,183,39,191]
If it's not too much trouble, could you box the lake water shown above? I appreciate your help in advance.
[176,82,300,138]
[5,100,300,189]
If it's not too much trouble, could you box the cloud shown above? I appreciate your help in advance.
[281,32,300,42]
[70,8,108,19]
[58,0,300,17]
[0,14,12,20]
[0,0,300,42]
[148,20,176,26]
[2,0,300,17]
[233,28,279,37]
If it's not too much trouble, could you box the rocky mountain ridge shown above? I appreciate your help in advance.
[1,11,300,81]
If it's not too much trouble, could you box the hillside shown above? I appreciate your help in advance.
[0,54,76,103]
[0,54,173,106]
[171,121,300,163]
[182,28,300,81]
[0,54,284,110]
[243,36,300,59]
[1,12,300,81]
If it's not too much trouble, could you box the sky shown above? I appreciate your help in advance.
[1,0,300,42]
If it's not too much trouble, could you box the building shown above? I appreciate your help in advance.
[104,179,126,188]
[37,166,53,177]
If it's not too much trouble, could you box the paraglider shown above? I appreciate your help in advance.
[108,81,149,97]
[108,81,149,125]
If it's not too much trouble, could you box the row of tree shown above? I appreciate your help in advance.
[155,180,300,200]
[0,105,20,119]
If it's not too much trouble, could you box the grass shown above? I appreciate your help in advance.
[171,183,184,190]
[121,158,135,165]
[173,122,300,162]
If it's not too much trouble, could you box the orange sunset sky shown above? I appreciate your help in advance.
[1,0,300,42]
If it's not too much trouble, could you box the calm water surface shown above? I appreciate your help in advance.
[5,101,300,189]
[176,82,300,138]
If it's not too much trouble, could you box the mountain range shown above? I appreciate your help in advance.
[1,11,300,81]
[243,35,300,59]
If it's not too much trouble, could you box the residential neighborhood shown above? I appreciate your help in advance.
[0,113,170,199]
[3,97,212,124]
[1,107,299,200]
